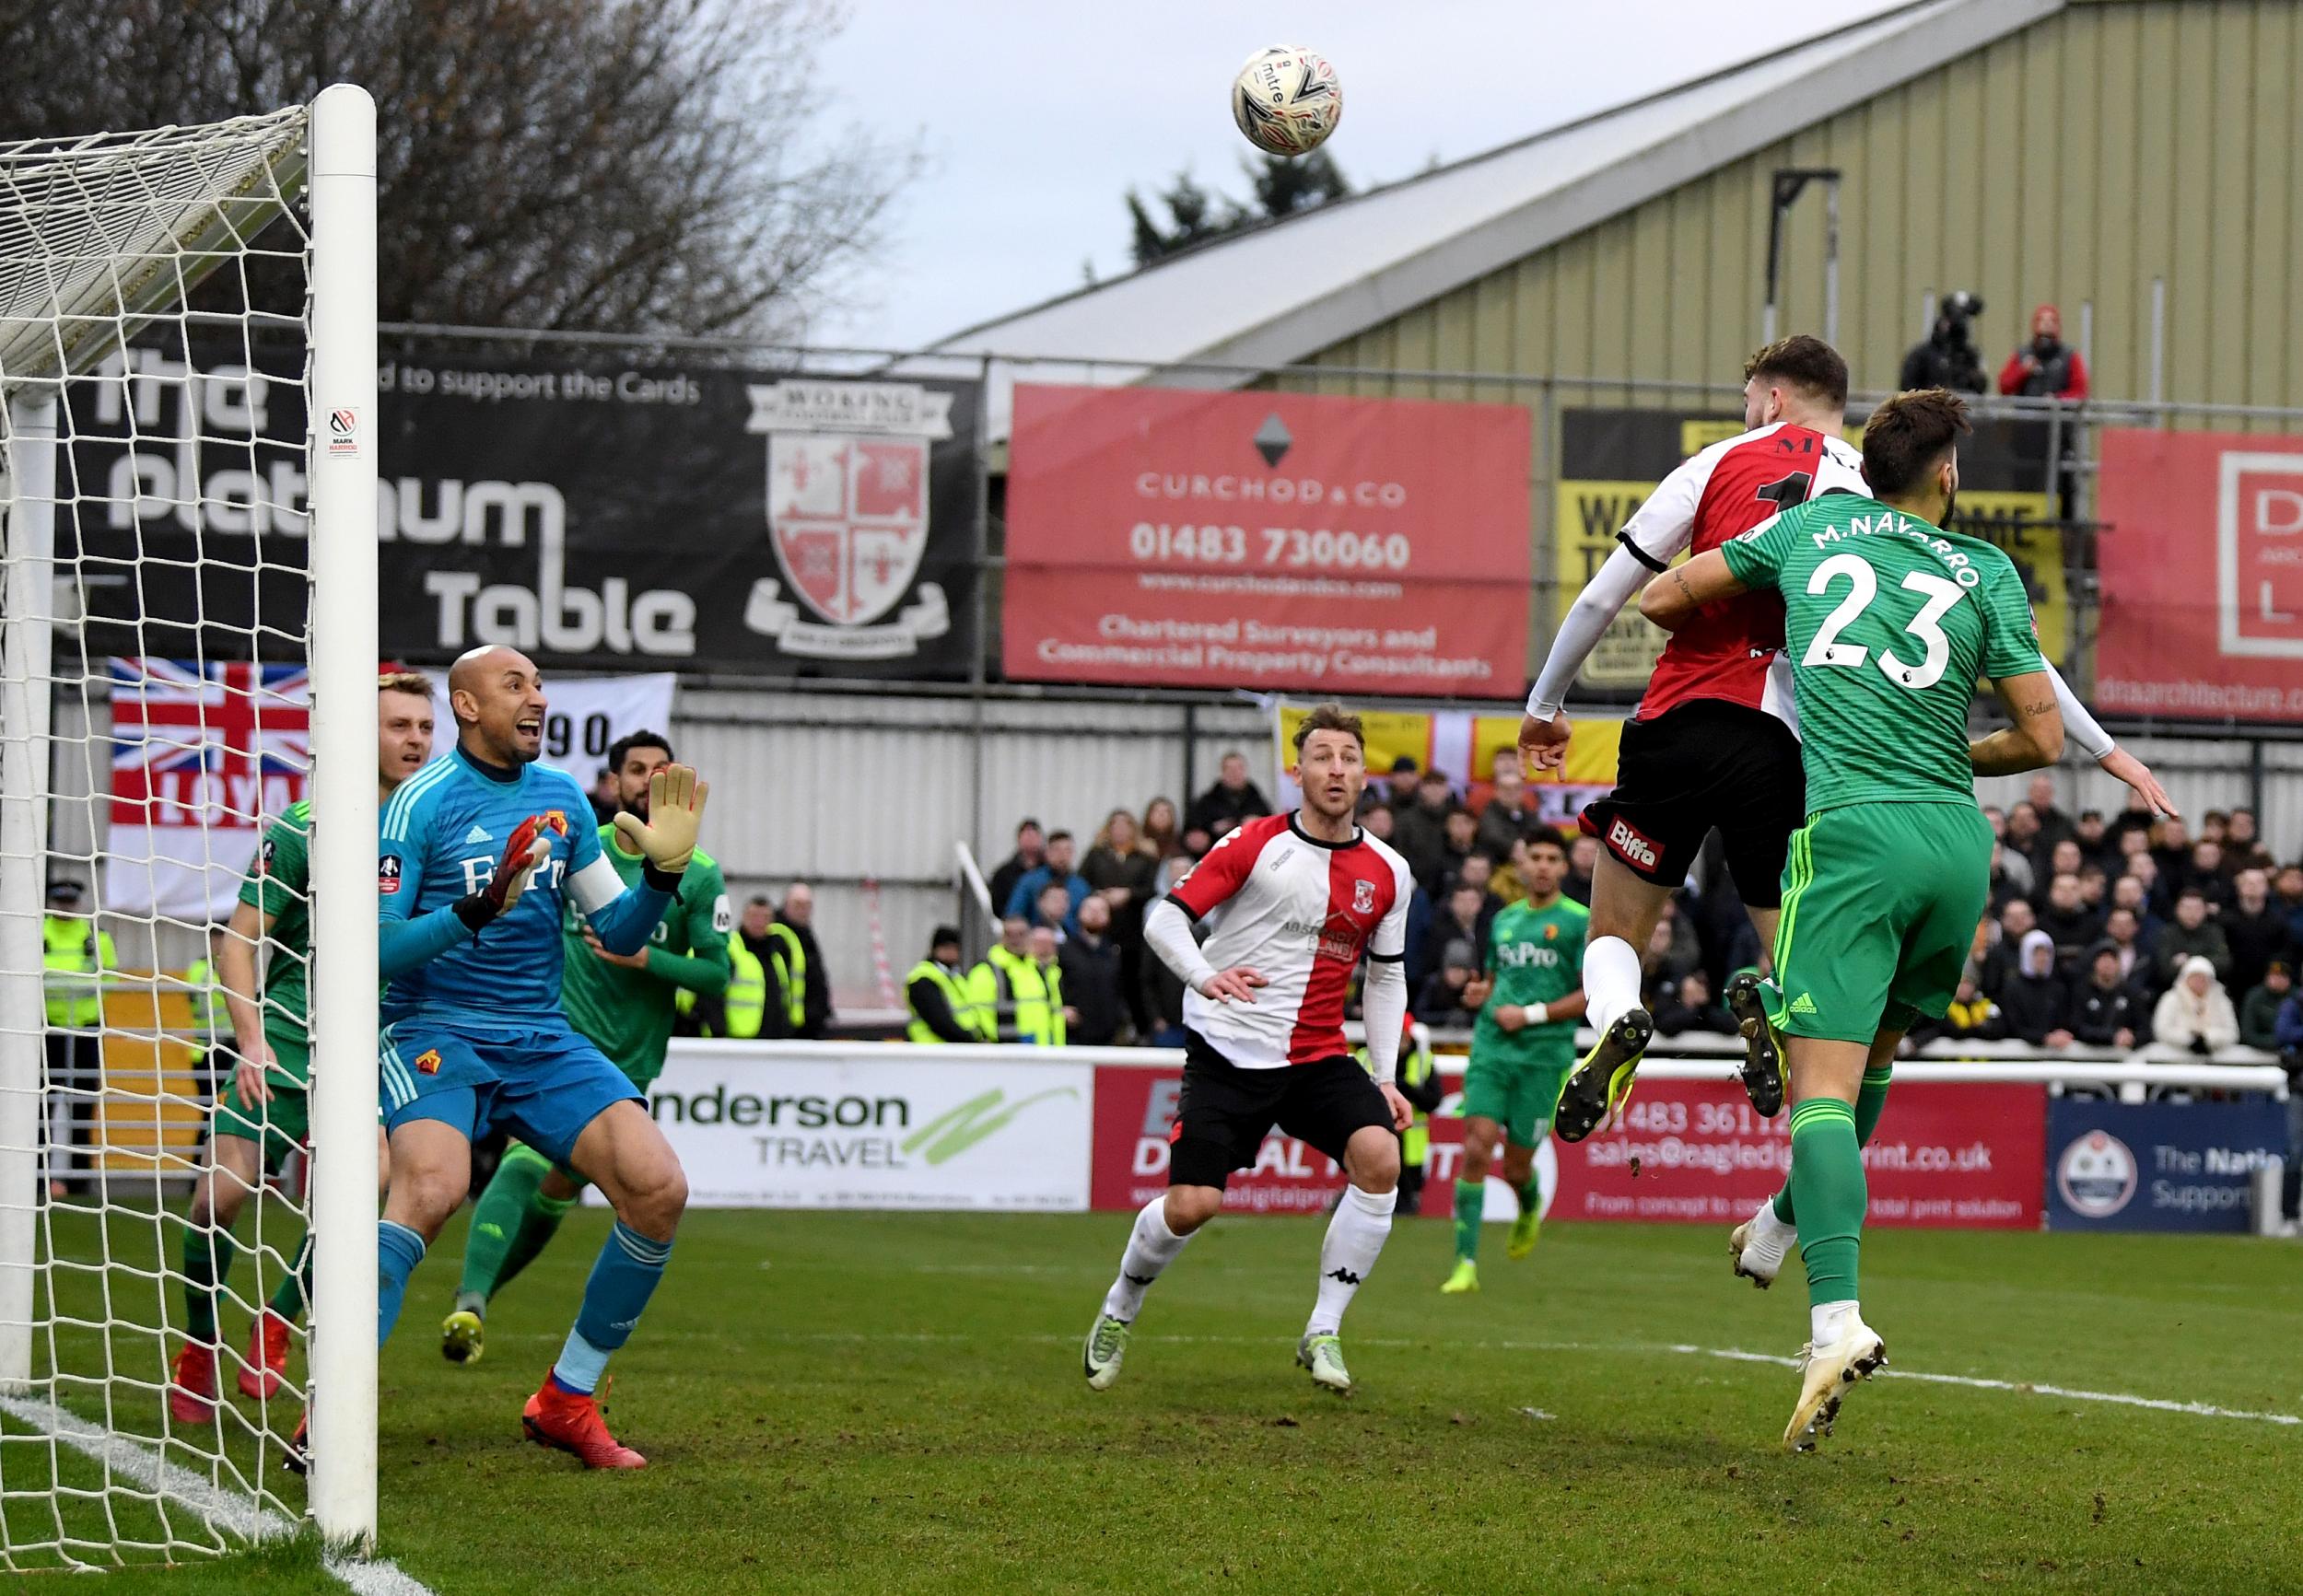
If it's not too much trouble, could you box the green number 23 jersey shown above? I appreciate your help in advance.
[1721,495,2045,813]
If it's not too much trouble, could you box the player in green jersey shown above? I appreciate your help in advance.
[442,729,731,1365]
[1642,390,2066,1450]
[1441,833,1586,1294]
[169,672,435,1426]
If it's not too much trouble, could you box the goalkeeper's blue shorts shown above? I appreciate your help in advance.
[379,1017,639,1167]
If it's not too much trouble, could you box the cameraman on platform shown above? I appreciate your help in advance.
[1900,290,1989,393]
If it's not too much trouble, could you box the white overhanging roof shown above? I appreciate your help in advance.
[928,0,2062,433]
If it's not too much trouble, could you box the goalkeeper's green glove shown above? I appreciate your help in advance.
[613,763,709,885]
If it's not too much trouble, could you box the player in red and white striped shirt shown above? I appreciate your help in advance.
[1084,705,1413,1396]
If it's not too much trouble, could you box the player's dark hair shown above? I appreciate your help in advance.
[608,729,673,770]
[1862,388,1972,497]
[1526,832,1568,857]
[1744,335,1848,409]
[1292,702,1364,755]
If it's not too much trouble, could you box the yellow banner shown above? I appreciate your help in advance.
[1553,480,1671,689]
[1952,491,2066,661]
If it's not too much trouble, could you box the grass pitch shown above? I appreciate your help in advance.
[80,1208,2303,1592]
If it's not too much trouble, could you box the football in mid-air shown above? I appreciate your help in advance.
[1231,46,1341,157]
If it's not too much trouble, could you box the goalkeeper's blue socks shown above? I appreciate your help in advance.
[548,1220,672,1396]
[377,1220,427,1347]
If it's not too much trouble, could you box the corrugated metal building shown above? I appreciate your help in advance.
[941,0,2300,415]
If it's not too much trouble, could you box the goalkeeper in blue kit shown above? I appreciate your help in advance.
[345,646,707,1473]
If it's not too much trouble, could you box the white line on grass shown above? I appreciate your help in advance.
[724,1327,2303,1430]
[1681,1345,2303,1427]
[0,1395,440,1594]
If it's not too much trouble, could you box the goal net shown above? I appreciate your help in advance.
[0,89,378,1565]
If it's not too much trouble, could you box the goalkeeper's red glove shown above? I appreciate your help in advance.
[453,812,564,933]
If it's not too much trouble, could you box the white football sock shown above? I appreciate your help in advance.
[1750,1196,1795,1245]
[1583,935,1645,1032]
[1810,1299,1861,1346]
[1102,1196,1189,1322]
[1307,1182,1395,1337]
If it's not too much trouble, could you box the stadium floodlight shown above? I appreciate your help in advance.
[0,85,377,1562]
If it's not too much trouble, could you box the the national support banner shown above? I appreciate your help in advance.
[1271,701,1620,831]
[630,1044,1093,1210]
[2044,1098,2286,1232]
[103,662,675,919]
[1003,384,1532,696]
[1088,1066,2045,1229]
[2095,430,2303,722]
[62,344,982,676]
[1556,409,2064,689]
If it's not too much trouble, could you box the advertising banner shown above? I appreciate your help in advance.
[63,344,981,676]
[1544,1078,2045,1229]
[2044,1098,2286,1232]
[1273,701,1619,830]
[1090,1066,2043,1229]
[1003,384,1532,697]
[635,1044,1092,1210]
[2095,430,2303,722]
[1556,409,2063,688]
[425,672,675,786]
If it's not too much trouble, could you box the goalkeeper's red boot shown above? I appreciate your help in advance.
[240,1310,291,1400]
[522,1375,646,1470]
[167,1343,217,1427]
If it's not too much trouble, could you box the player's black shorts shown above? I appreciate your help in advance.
[1576,698,1806,908]
[1169,1031,1394,1190]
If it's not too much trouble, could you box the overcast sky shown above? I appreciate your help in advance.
[808,0,1914,354]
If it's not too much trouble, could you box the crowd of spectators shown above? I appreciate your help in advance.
[969,751,2303,1064]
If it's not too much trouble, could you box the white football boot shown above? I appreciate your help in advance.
[1784,1313,1887,1451]
[1728,1198,1795,1288]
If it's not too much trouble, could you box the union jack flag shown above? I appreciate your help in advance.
[109,658,310,829]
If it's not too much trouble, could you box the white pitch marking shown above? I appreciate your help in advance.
[0,1395,441,1594]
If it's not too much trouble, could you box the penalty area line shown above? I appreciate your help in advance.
[1678,1346,2303,1428]
[0,1395,440,1595]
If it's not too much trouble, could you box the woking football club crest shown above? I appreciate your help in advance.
[743,379,955,659]
[1351,879,1376,915]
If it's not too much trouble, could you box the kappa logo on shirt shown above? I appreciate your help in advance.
[378,856,402,896]
[463,823,494,845]
[413,1048,443,1075]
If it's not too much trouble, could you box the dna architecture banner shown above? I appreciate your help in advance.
[632,1043,1093,1210]
[62,344,982,676]
[104,662,675,919]
[1002,384,1533,696]
[1271,700,1620,829]
[1556,409,2064,689]
[2094,430,2303,722]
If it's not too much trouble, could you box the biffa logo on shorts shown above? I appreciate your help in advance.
[1606,817,1659,871]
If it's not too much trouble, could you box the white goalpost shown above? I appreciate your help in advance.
[0,85,377,1563]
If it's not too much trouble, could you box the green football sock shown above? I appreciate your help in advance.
[1785,1097,1865,1308]
[1452,1179,1484,1264]
[459,1145,552,1311]
[494,1189,578,1295]
[267,1233,314,1321]
[1771,1065,1890,1224]
[181,1223,240,1346]
[1515,1174,1543,1217]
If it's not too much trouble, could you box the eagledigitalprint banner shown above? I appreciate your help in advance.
[104,663,675,919]
[1556,409,2064,689]
[2094,430,2303,721]
[61,344,981,675]
[1003,384,1532,696]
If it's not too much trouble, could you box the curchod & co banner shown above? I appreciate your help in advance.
[1003,384,1531,696]
[631,1043,1091,1210]
[2095,430,2303,722]
[62,344,981,675]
